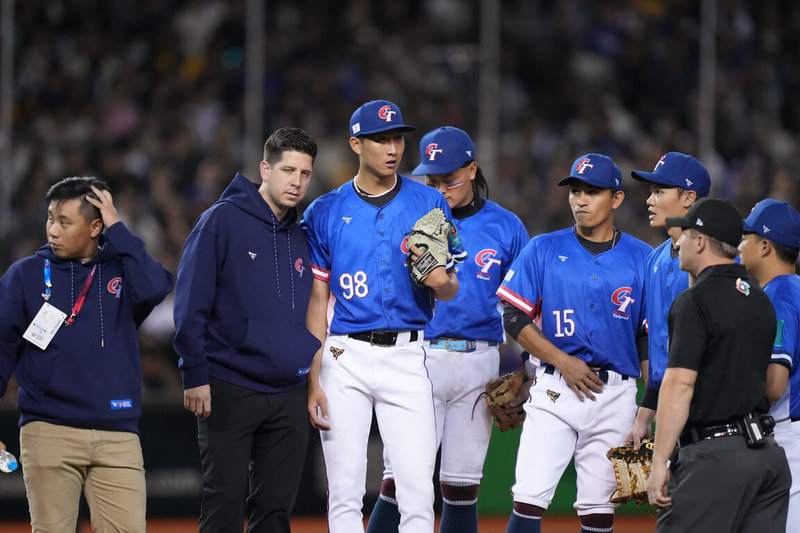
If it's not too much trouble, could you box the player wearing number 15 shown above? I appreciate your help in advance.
[497,154,651,533]
[302,100,460,533]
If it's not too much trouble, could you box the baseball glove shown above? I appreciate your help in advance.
[606,440,654,505]
[476,371,534,432]
[406,208,453,286]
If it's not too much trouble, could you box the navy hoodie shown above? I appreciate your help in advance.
[0,222,174,434]
[173,173,320,393]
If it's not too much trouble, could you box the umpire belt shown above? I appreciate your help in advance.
[540,363,629,386]
[348,329,419,347]
[679,421,743,447]
[428,338,498,352]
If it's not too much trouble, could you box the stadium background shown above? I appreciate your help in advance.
[1,0,798,530]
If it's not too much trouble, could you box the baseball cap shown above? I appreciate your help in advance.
[349,99,415,137]
[665,197,742,247]
[412,127,475,175]
[630,152,710,197]
[557,153,622,191]
[742,199,800,249]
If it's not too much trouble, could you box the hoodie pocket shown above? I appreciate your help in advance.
[20,350,57,395]
[233,318,317,383]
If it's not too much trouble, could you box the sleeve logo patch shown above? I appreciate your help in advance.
[774,319,784,347]
[110,399,133,410]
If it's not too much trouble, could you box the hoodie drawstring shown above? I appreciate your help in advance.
[97,264,105,348]
[272,217,282,304]
[271,213,296,310]
[287,231,295,310]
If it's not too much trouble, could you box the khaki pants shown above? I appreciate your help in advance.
[20,421,146,533]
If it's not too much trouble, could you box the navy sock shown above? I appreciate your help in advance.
[506,511,542,533]
[440,500,478,533]
[366,495,401,533]
[579,513,614,533]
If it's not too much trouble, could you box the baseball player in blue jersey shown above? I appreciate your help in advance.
[625,152,711,449]
[738,199,800,532]
[497,154,651,533]
[365,127,529,533]
[302,100,462,533]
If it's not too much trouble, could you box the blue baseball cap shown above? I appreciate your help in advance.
[557,153,622,191]
[630,152,710,197]
[412,127,476,175]
[742,199,800,249]
[349,99,415,137]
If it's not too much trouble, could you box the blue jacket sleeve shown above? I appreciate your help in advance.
[172,225,218,389]
[0,267,24,398]
[103,222,174,327]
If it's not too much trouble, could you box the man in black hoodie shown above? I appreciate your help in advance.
[173,127,321,533]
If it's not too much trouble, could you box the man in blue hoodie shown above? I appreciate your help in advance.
[0,176,174,532]
[173,127,322,533]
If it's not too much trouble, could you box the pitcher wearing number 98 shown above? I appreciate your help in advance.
[497,154,651,533]
[301,100,463,533]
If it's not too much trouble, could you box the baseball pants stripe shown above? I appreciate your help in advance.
[320,334,437,533]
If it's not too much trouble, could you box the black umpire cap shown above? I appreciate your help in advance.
[665,197,743,247]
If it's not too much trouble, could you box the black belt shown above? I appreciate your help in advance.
[792,417,800,422]
[542,364,628,384]
[679,421,743,447]
[348,330,418,347]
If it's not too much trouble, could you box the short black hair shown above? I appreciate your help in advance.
[750,232,800,265]
[46,177,110,223]
[263,128,318,165]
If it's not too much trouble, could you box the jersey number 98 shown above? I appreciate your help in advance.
[339,271,369,299]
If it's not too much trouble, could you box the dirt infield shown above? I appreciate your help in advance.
[0,514,657,532]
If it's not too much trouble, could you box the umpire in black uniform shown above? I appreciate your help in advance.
[647,198,791,532]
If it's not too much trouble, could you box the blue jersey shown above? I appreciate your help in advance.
[497,228,651,377]
[764,274,800,420]
[301,176,456,334]
[644,238,689,388]
[425,200,528,343]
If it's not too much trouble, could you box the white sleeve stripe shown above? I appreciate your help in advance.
[311,265,330,282]
[496,286,535,316]
[771,352,792,366]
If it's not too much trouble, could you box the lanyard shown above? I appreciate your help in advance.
[43,259,52,301]
[64,264,97,326]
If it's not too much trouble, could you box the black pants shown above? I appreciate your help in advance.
[197,377,310,533]
[657,435,790,532]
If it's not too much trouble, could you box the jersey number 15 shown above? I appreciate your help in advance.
[552,309,575,337]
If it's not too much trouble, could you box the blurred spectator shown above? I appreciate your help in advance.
[3,0,800,402]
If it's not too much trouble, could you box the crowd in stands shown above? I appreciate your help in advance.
[2,0,799,403]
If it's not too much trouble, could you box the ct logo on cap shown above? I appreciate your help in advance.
[654,155,666,170]
[378,105,396,122]
[575,158,594,174]
[426,143,444,161]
